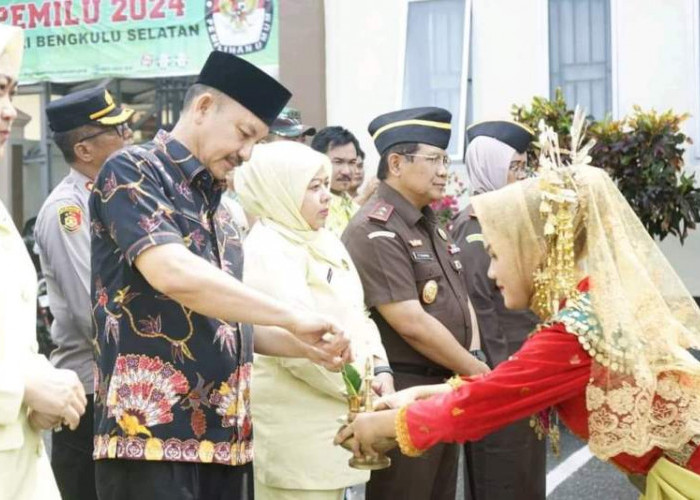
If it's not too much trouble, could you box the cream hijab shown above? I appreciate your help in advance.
[235,141,346,268]
[0,25,23,81]
[465,135,516,195]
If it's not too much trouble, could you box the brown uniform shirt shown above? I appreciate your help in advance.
[451,207,539,367]
[342,182,473,373]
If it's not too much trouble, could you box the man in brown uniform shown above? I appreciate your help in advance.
[342,107,490,500]
[452,120,546,500]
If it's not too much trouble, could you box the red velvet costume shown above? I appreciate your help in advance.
[400,279,700,475]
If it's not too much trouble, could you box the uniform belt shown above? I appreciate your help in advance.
[391,363,453,379]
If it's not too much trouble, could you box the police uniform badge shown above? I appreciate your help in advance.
[422,279,439,304]
[58,205,83,233]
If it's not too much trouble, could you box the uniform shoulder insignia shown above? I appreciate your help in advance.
[57,205,83,233]
[368,201,394,223]
[466,233,484,243]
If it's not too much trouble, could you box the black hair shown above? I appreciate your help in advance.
[310,126,360,156]
[52,123,104,164]
[377,142,420,180]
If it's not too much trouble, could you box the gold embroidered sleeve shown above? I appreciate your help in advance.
[395,406,423,457]
[446,375,466,390]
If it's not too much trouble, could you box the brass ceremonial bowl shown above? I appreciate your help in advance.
[337,396,397,470]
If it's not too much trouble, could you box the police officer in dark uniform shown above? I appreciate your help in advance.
[452,120,546,500]
[342,107,490,500]
[34,87,133,500]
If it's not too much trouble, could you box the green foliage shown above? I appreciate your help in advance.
[341,363,362,396]
[511,91,700,243]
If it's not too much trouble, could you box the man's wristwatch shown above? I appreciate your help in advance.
[374,365,394,377]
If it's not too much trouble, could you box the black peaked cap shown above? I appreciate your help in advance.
[46,87,133,133]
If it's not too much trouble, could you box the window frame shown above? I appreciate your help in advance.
[547,0,616,120]
[398,0,473,161]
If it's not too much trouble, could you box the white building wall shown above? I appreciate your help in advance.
[324,0,408,170]
[613,0,700,294]
[470,0,550,121]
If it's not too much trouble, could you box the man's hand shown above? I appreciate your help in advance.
[371,372,395,397]
[287,311,345,345]
[24,366,87,431]
[28,411,62,432]
[304,331,352,372]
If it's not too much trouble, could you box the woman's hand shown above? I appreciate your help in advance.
[28,411,62,432]
[466,357,491,377]
[373,386,420,410]
[334,409,399,458]
[374,382,456,410]
[24,365,87,431]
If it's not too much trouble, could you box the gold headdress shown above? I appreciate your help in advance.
[529,107,593,318]
[472,108,700,460]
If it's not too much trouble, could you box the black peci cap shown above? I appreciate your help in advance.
[368,107,452,155]
[46,87,133,133]
[197,51,292,127]
[466,120,534,153]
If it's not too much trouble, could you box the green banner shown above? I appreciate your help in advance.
[0,0,279,83]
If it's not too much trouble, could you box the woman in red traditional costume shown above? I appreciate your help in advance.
[335,111,700,498]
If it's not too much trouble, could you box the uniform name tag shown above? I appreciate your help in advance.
[411,251,434,262]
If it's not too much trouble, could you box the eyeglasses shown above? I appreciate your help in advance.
[508,159,531,180]
[78,123,131,142]
[402,153,452,168]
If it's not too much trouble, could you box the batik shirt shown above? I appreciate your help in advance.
[90,130,253,466]
[327,192,359,238]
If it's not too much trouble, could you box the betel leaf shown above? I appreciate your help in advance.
[341,363,362,396]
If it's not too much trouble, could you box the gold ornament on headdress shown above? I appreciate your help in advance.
[530,107,593,318]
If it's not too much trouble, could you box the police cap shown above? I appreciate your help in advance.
[46,87,134,133]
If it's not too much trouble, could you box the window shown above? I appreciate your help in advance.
[402,0,470,157]
[549,0,612,119]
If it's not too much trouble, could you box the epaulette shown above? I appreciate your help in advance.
[368,201,394,223]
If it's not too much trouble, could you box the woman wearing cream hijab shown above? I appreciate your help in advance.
[236,141,391,500]
[0,25,86,499]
